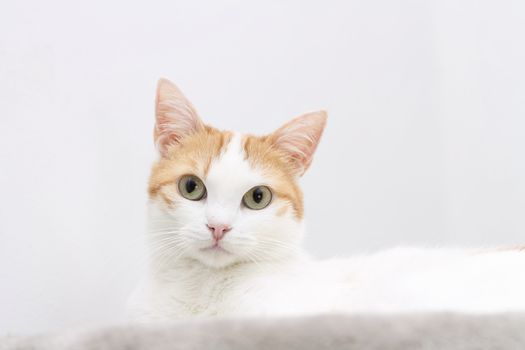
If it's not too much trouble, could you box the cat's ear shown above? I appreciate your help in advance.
[154,78,205,157]
[270,111,327,176]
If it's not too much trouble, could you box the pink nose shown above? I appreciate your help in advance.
[207,223,232,241]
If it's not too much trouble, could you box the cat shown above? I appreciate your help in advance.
[128,78,525,321]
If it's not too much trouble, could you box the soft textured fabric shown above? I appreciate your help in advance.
[3,314,525,350]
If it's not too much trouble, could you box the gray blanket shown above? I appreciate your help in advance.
[3,314,525,350]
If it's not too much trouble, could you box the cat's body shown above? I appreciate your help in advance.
[129,242,525,320]
[129,79,525,321]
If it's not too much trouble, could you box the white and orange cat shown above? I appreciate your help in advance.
[128,79,525,321]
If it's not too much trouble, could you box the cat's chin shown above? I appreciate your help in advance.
[191,248,243,269]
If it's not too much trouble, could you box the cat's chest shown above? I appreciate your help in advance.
[146,267,315,319]
[152,270,252,317]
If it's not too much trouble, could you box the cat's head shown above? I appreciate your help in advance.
[148,79,326,269]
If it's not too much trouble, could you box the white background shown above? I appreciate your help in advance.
[1,0,524,334]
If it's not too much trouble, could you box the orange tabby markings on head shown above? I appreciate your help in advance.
[149,127,232,205]
[242,135,304,219]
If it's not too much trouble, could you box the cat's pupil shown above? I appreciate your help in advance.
[252,188,263,203]
[185,179,197,193]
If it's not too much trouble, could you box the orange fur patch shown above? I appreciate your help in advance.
[276,205,289,217]
[149,127,232,205]
[149,127,304,219]
[243,135,304,219]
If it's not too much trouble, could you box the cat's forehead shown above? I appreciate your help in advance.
[149,128,274,195]
[205,133,266,195]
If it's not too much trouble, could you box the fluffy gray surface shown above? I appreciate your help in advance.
[3,314,525,350]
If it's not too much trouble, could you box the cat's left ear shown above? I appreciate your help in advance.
[154,78,205,157]
[270,111,327,177]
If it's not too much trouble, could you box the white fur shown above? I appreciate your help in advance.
[128,134,525,321]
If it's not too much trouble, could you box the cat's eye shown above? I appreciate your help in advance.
[242,186,272,210]
[178,175,207,201]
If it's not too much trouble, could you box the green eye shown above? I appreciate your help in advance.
[243,186,272,210]
[178,175,206,201]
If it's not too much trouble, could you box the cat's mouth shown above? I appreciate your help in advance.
[200,244,231,254]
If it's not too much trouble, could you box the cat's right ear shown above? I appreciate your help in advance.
[154,78,204,157]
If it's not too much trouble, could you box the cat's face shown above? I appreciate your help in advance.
[148,79,326,269]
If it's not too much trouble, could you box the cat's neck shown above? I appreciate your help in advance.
[150,252,308,282]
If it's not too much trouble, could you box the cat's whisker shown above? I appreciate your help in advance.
[150,241,190,271]
[257,240,302,254]
[149,236,188,246]
[243,251,264,270]
[148,229,184,235]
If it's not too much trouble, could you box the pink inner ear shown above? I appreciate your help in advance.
[271,111,327,176]
[154,79,204,155]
